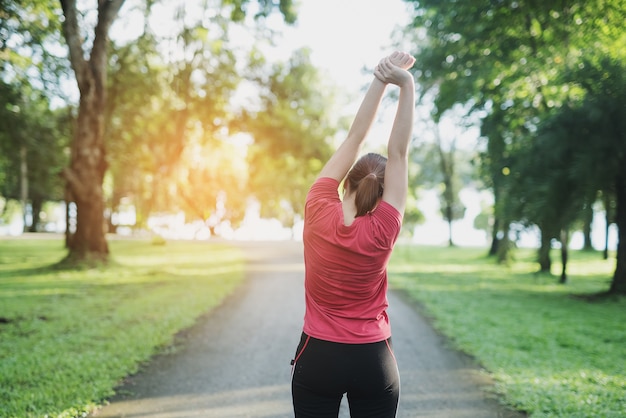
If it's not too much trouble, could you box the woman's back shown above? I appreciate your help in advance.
[302,177,402,343]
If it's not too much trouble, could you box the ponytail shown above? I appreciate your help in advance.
[354,173,383,217]
[345,153,387,217]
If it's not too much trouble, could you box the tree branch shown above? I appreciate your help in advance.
[91,0,125,70]
[59,0,87,90]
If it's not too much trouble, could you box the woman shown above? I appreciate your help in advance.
[291,51,416,418]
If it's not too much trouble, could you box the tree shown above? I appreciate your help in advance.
[0,0,70,232]
[434,123,467,247]
[55,0,297,261]
[101,1,299,234]
[104,3,240,231]
[241,48,339,221]
[0,87,70,232]
[506,121,586,281]
[175,139,248,234]
[58,0,126,262]
[554,57,626,293]
[401,0,625,273]
[506,54,626,291]
[600,191,617,260]
[409,108,476,246]
[1,99,70,232]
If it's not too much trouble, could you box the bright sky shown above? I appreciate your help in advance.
[268,0,412,93]
[118,0,411,91]
[255,0,416,150]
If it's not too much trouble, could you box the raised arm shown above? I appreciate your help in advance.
[317,77,387,182]
[375,55,416,215]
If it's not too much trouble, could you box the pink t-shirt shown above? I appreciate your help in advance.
[302,177,403,343]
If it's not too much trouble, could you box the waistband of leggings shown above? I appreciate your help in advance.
[302,332,392,346]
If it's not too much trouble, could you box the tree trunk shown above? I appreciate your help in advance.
[582,203,594,251]
[63,77,110,261]
[538,227,552,273]
[435,131,456,248]
[59,0,125,262]
[20,146,28,232]
[28,197,42,233]
[496,222,512,264]
[64,187,73,249]
[559,229,568,284]
[107,188,123,234]
[610,175,626,294]
[489,217,500,256]
[603,191,611,260]
[489,179,502,257]
[446,204,454,247]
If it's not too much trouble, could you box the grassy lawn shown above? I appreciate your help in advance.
[2,238,623,417]
[0,237,245,418]
[389,244,626,418]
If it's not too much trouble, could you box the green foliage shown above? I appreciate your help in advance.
[221,0,297,24]
[105,5,243,226]
[1,1,73,230]
[401,193,425,234]
[0,84,69,231]
[390,245,626,417]
[410,135,477,243]
[242,47,340,218]
[0,238,245,417]
[0,0,68,101]
[2,0,303,237]
[472,201,493,235]
[507,54,626,237]
[0,198,22,225]
[401,0,626,285]
[100,0,304,229]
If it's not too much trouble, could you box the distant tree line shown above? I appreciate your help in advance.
[400,0,626,293]
[2,0,624,294]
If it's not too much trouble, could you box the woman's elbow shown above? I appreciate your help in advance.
[387,147,409,161]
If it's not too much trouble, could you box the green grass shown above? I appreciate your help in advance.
[3,239,624,417]
[0,238,245,418]
[389,244,626,418]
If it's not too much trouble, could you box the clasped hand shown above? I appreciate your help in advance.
[374,51,415,86]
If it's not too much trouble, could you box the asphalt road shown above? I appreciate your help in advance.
[91,240,525,418]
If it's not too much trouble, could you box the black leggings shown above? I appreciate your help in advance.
[291,333,400,418]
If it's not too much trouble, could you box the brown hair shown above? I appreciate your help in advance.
[345,153,387,217]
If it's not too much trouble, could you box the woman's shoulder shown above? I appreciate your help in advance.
[367,201,403,248]
[307,177,341,203]
[312,176,340,189]
[374,200,402,219]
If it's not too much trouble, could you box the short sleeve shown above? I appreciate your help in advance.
[305,177,341,223]
[371,201,403,249]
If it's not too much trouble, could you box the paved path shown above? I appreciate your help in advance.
[91,241,524,418]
